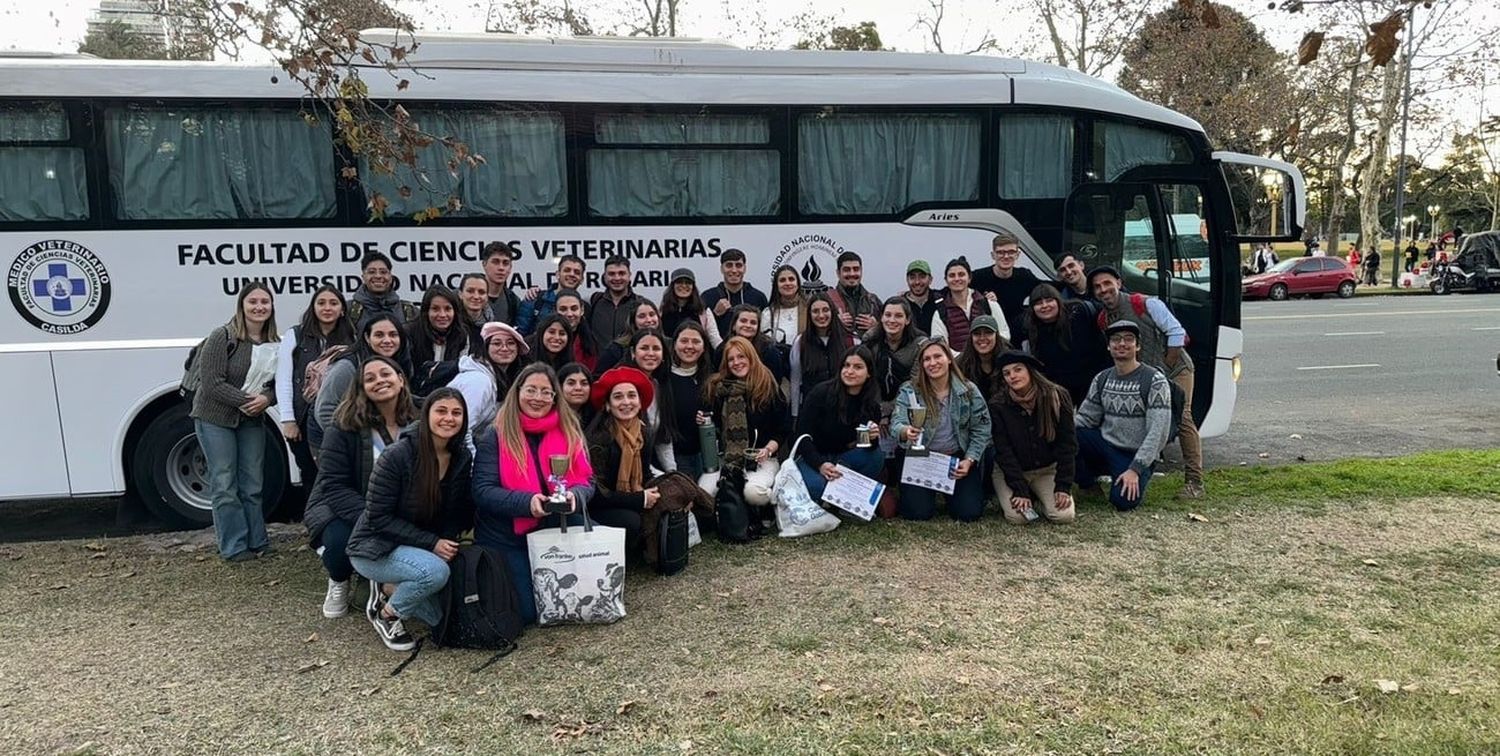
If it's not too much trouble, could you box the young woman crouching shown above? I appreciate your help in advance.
[989,351,1077,524]
[344,389,474,651]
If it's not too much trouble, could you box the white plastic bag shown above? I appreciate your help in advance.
[526,496,627,626]
[774,434,840,538]
[240,342,278,396]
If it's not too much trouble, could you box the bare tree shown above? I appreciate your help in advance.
[482,0,595,35]
[1027,0,1160,76]
[913,0,996,54]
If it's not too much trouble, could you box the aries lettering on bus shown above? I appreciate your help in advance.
[177,242,332,267]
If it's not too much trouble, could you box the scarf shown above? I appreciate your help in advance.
[1007,383,1058,443]
[718,378,752,467]
[1008,383,1039,414]
[352,286,404,322]
[611,418,645,494]
[500,410,594,535]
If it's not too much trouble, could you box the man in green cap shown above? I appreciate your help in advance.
[901,259,939,337]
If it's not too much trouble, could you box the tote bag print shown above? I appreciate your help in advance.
[527,522,627,626]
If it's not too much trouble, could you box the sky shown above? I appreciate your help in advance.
[3,0,1495,161]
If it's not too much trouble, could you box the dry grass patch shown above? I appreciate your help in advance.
[1,496,1497,754]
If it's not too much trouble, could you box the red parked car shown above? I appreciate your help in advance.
[1243,257,1357,301]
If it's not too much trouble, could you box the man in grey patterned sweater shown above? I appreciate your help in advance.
[1074,320,1173,511]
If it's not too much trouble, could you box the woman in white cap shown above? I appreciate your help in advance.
[447,321,527,434]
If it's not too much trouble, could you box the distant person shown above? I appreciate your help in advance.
[1347,246,1361,273]
[970,232,1042,332]
[1424,242,1437,263]
[347,251,417,327]
[827,251,883,344]
[1404,241,1420,273]
[660,268,724,349]
[481,242,522,326]
[703,249,768,337]
[1074,321,1173,512]
[1363,248,1382,286]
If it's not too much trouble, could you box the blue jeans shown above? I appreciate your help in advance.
[796,446,885,502]
[1075,426,1154,511]
[349,545,450,627]
[675,452,704,480]
[897,453,986,522]
[194,419,268,558]
[318,517,355,582]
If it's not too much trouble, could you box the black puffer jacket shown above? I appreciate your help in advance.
[345,434,474,561]
[795,379,881,469]
[303,427,381,545]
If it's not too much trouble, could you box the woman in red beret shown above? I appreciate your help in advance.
[584,366,663,562]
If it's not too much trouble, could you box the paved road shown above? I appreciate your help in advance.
[5,293,1497,542]
[1202,293,1500,468]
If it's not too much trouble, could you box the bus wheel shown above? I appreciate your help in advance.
[131,405,287,530]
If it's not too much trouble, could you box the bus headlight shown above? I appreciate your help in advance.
[1232,356,1243,383]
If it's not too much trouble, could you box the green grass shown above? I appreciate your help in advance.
[2,451,1499,753]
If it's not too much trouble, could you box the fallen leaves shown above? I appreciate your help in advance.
[304,632,319,644]
[1366,11,1405,67]
[521,709,547,722]
[615,700,637,716]
[1253,636,1272,647]
[549,720,604,742]
[84,542,107,552]
[1187,513,1210,523]
[1361,559,1381,567]
[1375,679,1400,694]
[295,660,329,674]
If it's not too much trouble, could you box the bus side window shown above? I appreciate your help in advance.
[0,101,89,222]
[587,112,778,218]
[105,105,335,221]
[361,108,568,220]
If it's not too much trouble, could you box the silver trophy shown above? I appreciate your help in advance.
[856,422,875,448]
[908,405,929,457]
[546,453,570,513]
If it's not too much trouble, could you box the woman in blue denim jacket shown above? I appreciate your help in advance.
[890,337,993,522]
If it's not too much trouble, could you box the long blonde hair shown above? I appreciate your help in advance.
[911,338,969,409]
[702,336,777,410]
[493,363,585,477]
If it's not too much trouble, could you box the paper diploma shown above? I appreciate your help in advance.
[900,452,958,494]
[821,465,885,521]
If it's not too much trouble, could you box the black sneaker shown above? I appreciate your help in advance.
[225,551,256,563]
[372,610,416,652]
[365,578,382,623]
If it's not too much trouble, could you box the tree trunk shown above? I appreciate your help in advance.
[1357,57,1402,282]
[1323,53,1364,249]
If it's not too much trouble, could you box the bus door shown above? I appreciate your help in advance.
[1063,170,1226,424]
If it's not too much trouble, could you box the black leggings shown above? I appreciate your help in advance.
[319,517,355,582]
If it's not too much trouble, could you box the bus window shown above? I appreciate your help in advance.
[587,112,778,218]
[1091,120,1193,182]
[362,108,567,219]
[104,105,335,221]
[798,111,980,215]
[996,113,1073,199]
[1065,185,1161,297]
[0,101,88,222]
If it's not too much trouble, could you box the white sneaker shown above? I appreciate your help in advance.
[322,579,350,619]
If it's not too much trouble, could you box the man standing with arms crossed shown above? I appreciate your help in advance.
[1087,266,1203,499]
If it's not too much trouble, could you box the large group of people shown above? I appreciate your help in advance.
[188,233,1200,651]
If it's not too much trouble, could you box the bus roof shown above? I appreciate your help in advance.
[0,31,1201,132]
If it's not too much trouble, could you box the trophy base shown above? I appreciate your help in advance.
[907,446,930,458]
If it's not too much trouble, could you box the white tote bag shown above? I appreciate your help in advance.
[526,493,627,626]
[775,434,841,538]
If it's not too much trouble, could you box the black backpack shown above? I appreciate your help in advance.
[1139,368,1187,443]
[714,466,752,544]
[432,545,523,667]
[657,511,689,576]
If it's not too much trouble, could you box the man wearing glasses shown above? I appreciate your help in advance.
[1074,321,1174,511]
[971,232,1044,331]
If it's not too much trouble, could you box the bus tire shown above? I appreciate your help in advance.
[130,404,288,530]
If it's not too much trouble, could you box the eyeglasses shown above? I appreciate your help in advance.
[520,387,556,399]
[994,250,1020,258]
[1108,334,1137,344]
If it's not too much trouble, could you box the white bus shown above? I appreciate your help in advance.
[0,33,1304,526]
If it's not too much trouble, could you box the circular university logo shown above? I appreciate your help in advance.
[770,233,845,294]
[7,240,112,335]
